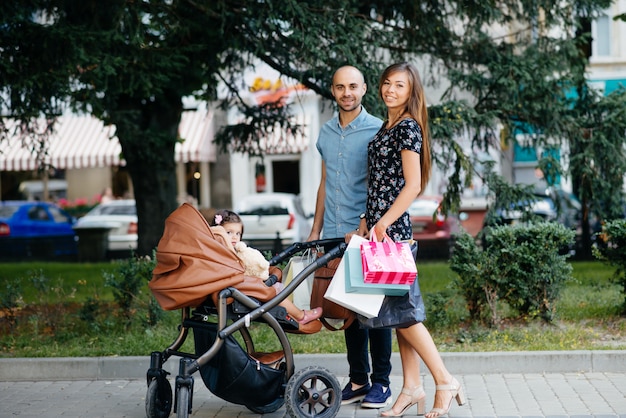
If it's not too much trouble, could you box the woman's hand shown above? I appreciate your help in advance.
[371,223,387,241]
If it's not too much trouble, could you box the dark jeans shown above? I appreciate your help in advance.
[344,320,392,387]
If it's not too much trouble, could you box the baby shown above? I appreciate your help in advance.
[211,209,323,325]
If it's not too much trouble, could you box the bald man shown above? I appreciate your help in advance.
[307,66,393,409]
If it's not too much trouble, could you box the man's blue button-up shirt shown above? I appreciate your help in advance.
[316,107,383,238]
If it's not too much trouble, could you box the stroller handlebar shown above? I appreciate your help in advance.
[268,237,345,266]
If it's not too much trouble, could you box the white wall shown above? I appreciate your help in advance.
[66,167,110,201]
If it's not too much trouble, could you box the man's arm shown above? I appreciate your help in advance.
[307,161,326,241]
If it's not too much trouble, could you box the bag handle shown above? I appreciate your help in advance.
[368,229,407,258]
[369,229,394,243]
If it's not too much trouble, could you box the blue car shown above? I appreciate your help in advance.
[0,201,78,259]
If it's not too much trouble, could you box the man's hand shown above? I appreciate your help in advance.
[306,231,321,242]
[345,224,368,243]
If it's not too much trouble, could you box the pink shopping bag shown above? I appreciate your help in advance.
[360,230,417,285]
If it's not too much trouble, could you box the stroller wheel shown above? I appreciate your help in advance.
[145,378,172,418]
[175,385,190,418]
[285,365,341,418]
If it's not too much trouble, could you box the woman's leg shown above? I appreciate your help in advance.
[396,323,463,418]
[396,323,450,383]
[397,331,422,389]
[382,331,426,416]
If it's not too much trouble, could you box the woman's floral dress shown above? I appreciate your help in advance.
[361,118,427,329]
[366,118,424,241]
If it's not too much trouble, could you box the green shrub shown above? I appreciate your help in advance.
[78,297,102,323]
[450,222,575,324]
[26,269,77,333]
[423,289,465,330]
[593,219,626,314]
[0,278,24,332]
[488,223,574,321]
[103,253,160,328]
[448,232,494,323]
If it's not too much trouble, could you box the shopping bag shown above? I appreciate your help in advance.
[283,250,315,310]
[324,235,384,318]
[344,247,409,296]
[357,277,426,329]
[310,257,356,331]
[358,240,426,329]
[360,231,417,285]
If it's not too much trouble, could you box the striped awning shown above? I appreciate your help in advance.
[0,109,216,171]
[260,113,310,155]
[176,107,216,163]
[0,115,120,171]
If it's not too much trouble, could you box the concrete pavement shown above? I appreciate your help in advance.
[1,351,625,417]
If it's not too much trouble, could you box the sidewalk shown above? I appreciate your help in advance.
[1,352,625,418]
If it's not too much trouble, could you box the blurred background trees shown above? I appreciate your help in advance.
[1,0,624,257]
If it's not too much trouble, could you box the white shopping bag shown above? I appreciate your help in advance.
[283,250,315,310]
[324,235,384,318]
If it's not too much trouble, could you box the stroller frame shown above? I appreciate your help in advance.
[146,238,347,418]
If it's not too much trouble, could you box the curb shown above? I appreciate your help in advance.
[1,350,625,381]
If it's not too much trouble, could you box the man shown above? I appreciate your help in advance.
[307,65,393,409]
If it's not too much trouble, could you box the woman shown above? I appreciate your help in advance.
[365,62,465,418]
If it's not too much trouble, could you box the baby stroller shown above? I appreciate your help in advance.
[145,203,347,418]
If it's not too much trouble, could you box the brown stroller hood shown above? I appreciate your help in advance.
[149,203,245,310]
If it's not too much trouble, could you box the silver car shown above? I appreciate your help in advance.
[235,193,311,252]
[74,199,137,254]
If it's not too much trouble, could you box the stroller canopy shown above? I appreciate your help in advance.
[150,203,245,310]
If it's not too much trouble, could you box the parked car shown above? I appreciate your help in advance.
[0,201,77,259]
[408,195,461,259]
[235,193,311,252]
[489,195,558,226]
[74,199,137,255]
[486,190,581,228]
[482,190,584,255]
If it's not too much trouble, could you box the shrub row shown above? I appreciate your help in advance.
[593,219,626,314]
[450,222,575,324]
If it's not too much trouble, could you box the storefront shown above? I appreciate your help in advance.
[227,68,329,215]
[0,106,217,207]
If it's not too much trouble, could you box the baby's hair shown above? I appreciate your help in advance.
[212,209,244,235]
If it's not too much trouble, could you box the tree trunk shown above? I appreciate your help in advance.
[127,144,178,257]
[113,97,182,257]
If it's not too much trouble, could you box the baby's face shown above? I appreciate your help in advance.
[222,222,243,246]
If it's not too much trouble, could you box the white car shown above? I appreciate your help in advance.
[235,193,311,252]
[74,199,138,254]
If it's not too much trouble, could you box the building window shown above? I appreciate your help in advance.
[594,14,611,57]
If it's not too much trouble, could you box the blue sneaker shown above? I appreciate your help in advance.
[361,383,392,408]
[341,382,371,405]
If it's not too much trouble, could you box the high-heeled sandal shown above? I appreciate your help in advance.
[426,377,465,418]
[381,386,426,417]
[298,307,323,325]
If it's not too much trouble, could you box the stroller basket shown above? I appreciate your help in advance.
[193,321,284,407]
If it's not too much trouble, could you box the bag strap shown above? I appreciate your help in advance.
[320,315,356,331]
[369,229,393,243]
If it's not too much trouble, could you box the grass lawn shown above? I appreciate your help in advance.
[0,259,624,357]
[0,261,118,303]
